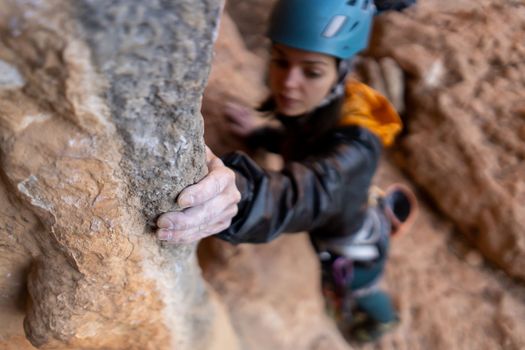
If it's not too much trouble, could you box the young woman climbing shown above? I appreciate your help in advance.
[157,0,417,342]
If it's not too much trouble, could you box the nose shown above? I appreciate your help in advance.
[283,67,302,89]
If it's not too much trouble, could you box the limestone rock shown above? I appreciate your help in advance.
[2,0,525,349]
[370,160,525,350]
[0,1,238,349]
[198,236,351,350]
[368,0,525,280]
[201,3,525,350]
[225,0,277,56]
[202,12,267,157]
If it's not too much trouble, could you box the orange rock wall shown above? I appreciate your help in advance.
[0,1,237,349]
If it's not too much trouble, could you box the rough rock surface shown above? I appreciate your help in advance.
[2,0,525,349]
[367,0,525,280]
[0,1,238,349]
[199,1,525,350]
[225,0,277,56]
[202,13,267,157]
[75,0,216,222]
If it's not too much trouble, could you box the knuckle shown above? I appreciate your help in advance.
[232,188,241,203]
[209,156,224,170]
[214,177,223,195]
[170,231,185,242]
[229,205,238,218]
[173,219,189,230]
[219,219,232,231]
[215,168,235,195]
[175,214,197,231]
[215,165,233,181]
[225,167,236,180]
[225,189,241,207]
[206,173,223,196]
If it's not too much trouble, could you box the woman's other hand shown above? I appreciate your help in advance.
[156,146,241,244]
[224,101,265,137]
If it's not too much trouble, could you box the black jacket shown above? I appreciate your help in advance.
[218,97,382,244]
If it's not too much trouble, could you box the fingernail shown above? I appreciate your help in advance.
[157,229,172,241]
[157,217,174,229]
[178,194,193,208]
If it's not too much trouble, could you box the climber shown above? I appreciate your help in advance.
[157,0,417,343]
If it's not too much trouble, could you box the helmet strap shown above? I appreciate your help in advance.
[318,58,352,108]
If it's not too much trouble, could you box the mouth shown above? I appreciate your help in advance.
[277,94,300,107]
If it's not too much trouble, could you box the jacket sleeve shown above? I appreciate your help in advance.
[217,127,382,244]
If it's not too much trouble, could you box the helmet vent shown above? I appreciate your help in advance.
[322,15,347,38]
[362,0,370,9]
[346,0,357,6]
[349,21,359,32]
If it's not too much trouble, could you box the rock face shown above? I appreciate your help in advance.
[225,0,277,56]
[2,0,525,349]
[0,1,238,349]
[368,0,525,280]
[202,13,267,157]
[75,0,215,222]
[201,2,525,350]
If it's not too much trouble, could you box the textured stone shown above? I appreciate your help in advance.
[368,0,525,280]
[0,0,238,349]
[225,0,277,56]
[75,0,219,223]
[202,12,267,156]
[2,0,525,349]
[0,59,25,88]
[201,3,525,349]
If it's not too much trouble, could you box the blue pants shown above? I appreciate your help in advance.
[318,222,397,324]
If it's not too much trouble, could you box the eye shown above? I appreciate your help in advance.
[304,69,323,79]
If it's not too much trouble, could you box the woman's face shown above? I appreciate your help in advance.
[268,44,338,117]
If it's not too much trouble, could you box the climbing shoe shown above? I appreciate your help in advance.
[347,312,400,343]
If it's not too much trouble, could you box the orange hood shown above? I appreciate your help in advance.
[338,80,402,147]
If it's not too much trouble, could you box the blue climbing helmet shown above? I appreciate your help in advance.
[268,0,376,60]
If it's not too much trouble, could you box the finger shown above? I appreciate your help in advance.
[224,101,240,111]
[158,217,234,244]
[207,154,224,172]
[157,200,238,240]
[224,104,250,121]
[225,101,246,113]
[206,145,213,163]
[178,166,233,208]
[160,185,238,230]
[172,195,238,231]
[157,220,225,243]
[229,123,249,135]
[224,113,245,125]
